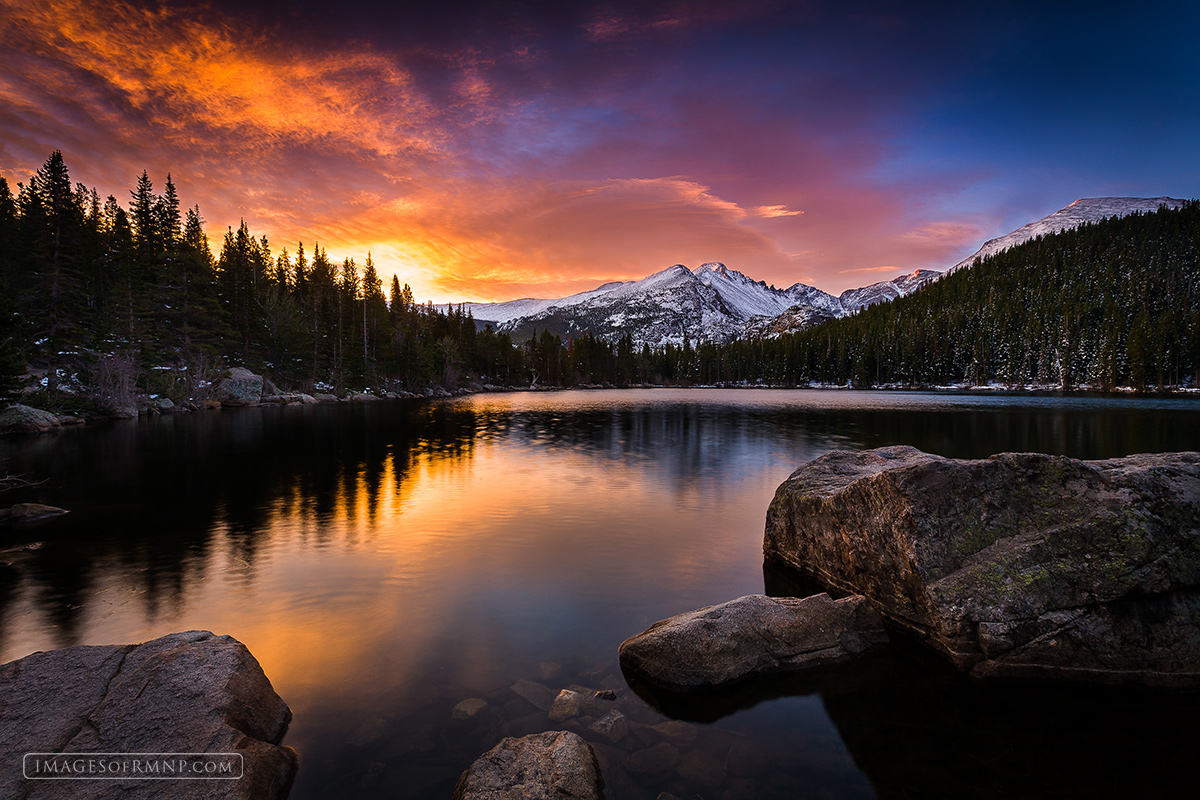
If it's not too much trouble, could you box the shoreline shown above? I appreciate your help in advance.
[5,381,1200,436]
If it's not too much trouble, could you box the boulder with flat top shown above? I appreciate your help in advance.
[764,446,1200,686]
[618,593,888,691]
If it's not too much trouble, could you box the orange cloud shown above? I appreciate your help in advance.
[754,204,804,218]
[342,176,803,302]
[0,0,993,306]
[0,0,442,160]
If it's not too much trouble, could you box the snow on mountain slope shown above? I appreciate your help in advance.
[496,263,746,347]
[694,262,819,318]
[741,304,837,339]
[451,280,630,324]
[950,197,1185,273]
[838,269,941,313]
[480,262,936,347]
[445,196,1182,348]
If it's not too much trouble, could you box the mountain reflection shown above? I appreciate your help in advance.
[2,390,1198,655]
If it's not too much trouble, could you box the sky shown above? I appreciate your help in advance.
[1,0,1197,303]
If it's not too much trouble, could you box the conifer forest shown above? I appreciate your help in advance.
[1,151,1197,407]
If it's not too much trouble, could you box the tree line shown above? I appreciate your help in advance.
[0,151,538,405]
[1,151,1197,407]
[691,201,1200,390]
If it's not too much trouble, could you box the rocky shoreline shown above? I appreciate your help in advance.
[8,373,1193,436]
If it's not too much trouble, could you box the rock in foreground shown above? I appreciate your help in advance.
[618,593,888,691]
[0,630,297,799]
[765,446,1200,686]
[453,730,604,800]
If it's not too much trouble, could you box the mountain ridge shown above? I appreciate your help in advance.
[451,262,940,347]
[949,196,1185,273]
[446,196,1182,348]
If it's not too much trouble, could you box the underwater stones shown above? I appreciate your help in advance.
[510,679,556,711]
[587,710,630,744]
[548,689,585,722]
[626,741,678,779]
[453,730,604,800]
[453,698,490,720]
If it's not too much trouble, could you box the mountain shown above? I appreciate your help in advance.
[726,200,1200,390]
[459,263,939,348]
[835,269,942,314]
[453,197,1181,349]
[949,197,1185,273]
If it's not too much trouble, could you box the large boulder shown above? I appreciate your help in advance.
[0,404,62,435]
[618,593,887,691]
[764,446,1200,686]
[214,368,265,407]
[0,630,297,799]
[453,730,604,800]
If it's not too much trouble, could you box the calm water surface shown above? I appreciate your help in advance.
[2,389,1199,799]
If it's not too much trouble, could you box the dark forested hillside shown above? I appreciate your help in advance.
[1,151,1197,407]
[0,152,530,406]
[704,202,1199,390]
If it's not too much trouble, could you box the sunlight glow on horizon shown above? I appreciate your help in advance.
[2,0,1194,302]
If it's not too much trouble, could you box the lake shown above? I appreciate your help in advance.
[2,389,1199,799]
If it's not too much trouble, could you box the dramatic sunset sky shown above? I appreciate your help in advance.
[1,0,1197,303]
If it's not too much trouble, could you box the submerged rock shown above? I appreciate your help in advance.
[626,741,677,778]
[214,367,265,407]
[0,404,61,435]
[764,446,1200,686]
[511,679,556,711]
[548,689,584,722]
[453,730,604,800]
[586,710,629,744]
[453,698,489,720]
[618,593,888,691]
[0,630,297,799]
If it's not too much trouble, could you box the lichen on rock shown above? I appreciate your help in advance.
[764,446,1200,686]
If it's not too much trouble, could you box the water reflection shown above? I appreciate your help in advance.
[0,389,1198,800]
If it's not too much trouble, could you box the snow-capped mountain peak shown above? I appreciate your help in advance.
[447,196,1180,349]
[950,197,1185,272]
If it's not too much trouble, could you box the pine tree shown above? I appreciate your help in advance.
[26,151,85,397]
[361,253,387,380]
